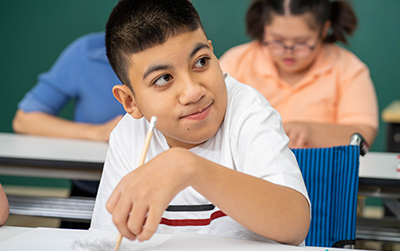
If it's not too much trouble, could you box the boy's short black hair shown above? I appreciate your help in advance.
[106,0,205,89]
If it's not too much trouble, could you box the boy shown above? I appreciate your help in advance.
[91,0,310,246]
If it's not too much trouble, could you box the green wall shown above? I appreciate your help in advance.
[1,0,399,154]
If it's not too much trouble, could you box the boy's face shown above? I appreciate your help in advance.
[113,29,227,149]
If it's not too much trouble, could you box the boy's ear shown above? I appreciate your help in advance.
[210,40,221,65]
[112,85,143,119]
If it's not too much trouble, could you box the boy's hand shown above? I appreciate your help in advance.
[106,147,196,242]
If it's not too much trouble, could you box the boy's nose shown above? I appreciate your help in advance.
[178,80,206,105]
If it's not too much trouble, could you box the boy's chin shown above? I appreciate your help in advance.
[165,134,213,149]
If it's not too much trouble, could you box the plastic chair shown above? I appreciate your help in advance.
[291,144,360,247]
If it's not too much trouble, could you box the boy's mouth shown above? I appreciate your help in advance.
[181,102,213,121]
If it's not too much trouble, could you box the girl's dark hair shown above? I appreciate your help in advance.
[106,0,204,89]
[246,0,357,44]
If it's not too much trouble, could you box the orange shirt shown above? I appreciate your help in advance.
[219,41,378,130]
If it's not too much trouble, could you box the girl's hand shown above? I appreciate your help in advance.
[283,122,312,148]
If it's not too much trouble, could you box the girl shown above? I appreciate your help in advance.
[220,0,378,148]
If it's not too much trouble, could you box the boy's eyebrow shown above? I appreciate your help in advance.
[190,42,210,59]
[143,64,172,80]
[143,42,210,80]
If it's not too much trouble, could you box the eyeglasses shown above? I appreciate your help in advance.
[262,36,321,57]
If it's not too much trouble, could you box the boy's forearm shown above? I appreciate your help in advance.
[188,154,310,245]
[106,147,309,244]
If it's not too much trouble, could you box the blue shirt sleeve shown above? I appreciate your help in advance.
[18,77,71,115]
[18,32,125,124]
[18,34,97,115]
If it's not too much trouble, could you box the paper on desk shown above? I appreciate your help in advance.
[0,227,172,251]
[153,232,310,251]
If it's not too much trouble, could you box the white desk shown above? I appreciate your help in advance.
[0,132,108,221]
[359,151,400,187]
[358,152,400,207]
[0,132,108,181]
[357,151,400,243]
[1,132,400,242]
[0,226,361,251]
[1,132,398,187]
[0,226,31,243]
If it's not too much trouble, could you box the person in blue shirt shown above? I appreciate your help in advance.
[12,32,125,228]
[13,32,124,142]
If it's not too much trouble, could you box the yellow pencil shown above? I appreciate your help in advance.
[115,116,158,251]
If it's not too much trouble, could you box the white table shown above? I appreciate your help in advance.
[0,226,31,243]
[359,151,400,187]
[0,226,362,251]
[357,151,400,243]
[1,132,400,242]
[0,132,108,221]
[358,151,400,201]
[0,132,108,181]
[1,132,398,186]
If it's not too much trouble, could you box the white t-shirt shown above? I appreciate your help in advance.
[91,74,310,244]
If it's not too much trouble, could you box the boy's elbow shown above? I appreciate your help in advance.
[289,213,310,245]
[273,194,311,246]
[293,200,311,245]
[277,210,310,246]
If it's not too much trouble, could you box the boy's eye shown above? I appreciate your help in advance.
[194,57,209,69]
[153,74,172,87]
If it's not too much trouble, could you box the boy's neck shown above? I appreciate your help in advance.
[163,133,204,149]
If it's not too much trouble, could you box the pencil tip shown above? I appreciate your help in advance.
[114,243,120,251]
[115,233,123,251]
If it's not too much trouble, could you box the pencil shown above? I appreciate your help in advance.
[115,116,158,251]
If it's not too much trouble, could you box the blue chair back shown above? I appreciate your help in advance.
[291,145,360,247]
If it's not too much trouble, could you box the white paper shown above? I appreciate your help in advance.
[153,232,306,251]
[151,232,359,251]
[0,228,358,251]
